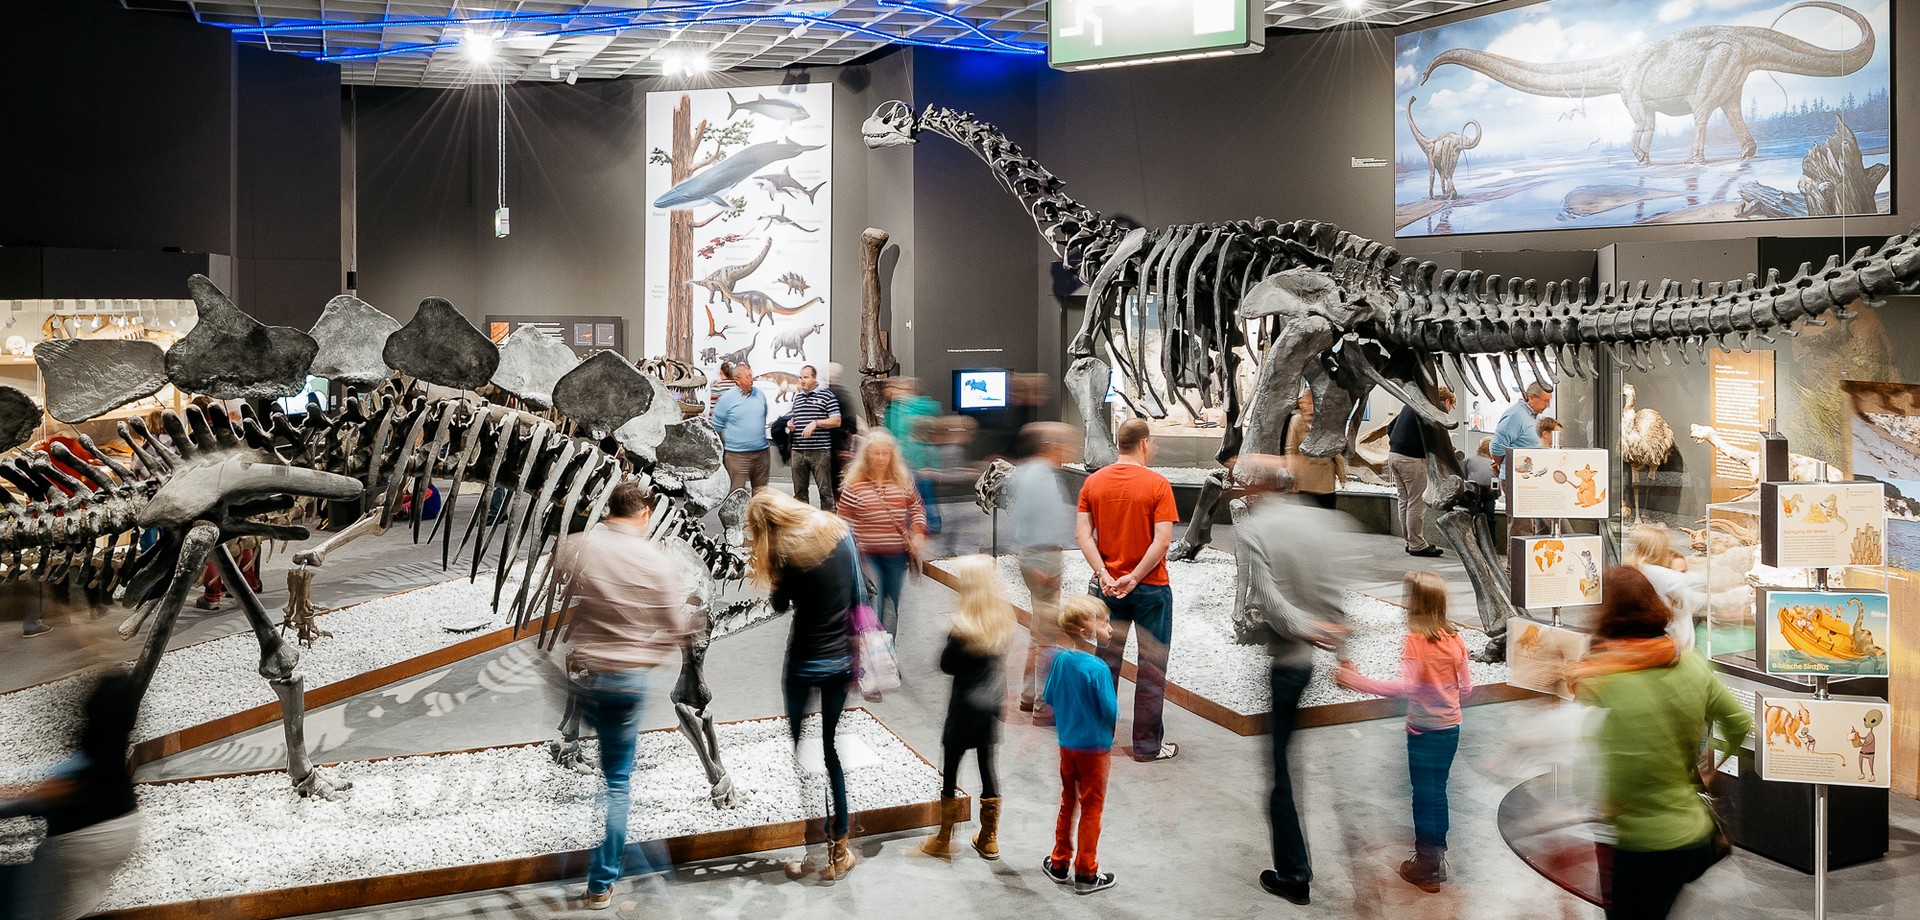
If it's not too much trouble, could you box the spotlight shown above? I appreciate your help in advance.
[1344,0,1367,10]
[462,29,497,63]
[687,54,709,73]
[567,70,578,84]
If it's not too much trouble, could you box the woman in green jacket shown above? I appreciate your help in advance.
[1574,566,1752,920]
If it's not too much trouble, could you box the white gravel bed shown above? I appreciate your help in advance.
[0,574,522,787]
[935,553,1507,715]
[90,710,932,910]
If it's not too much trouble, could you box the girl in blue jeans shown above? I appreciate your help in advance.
[1335,571,1472,892]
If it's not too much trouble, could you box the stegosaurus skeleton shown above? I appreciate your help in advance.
[864,100,1920,655]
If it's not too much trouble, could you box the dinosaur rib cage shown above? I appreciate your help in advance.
[0,388,748,639]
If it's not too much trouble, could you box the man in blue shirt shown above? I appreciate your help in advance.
[711,363,770,491]
[1491,382,1550,537]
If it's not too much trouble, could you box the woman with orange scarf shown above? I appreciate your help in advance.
[1574,567,1751,920]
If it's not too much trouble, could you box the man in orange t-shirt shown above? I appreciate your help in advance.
[1075,418,1181,762]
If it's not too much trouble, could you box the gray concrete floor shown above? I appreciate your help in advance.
[2,497,1916,919]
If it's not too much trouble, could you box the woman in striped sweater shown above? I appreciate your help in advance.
[837,432,928,667]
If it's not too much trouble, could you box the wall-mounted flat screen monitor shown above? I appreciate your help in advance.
[955,369,1010,411]
[277,376,329,416]
[1049,0,1264,72]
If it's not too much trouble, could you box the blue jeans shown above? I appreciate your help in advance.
[863,551,909,638]
[1407,726,1459,849]
[785,663,853,837]
[578,667,655,895]
[1094,582,1173,758]
[915,474,941,534]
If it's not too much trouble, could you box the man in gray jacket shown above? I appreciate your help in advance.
[1231,455,1359,907]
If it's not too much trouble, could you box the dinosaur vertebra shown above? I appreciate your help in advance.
[1420,1,1874,165]
[865,98,1920,657]
[1407,95,1480,200]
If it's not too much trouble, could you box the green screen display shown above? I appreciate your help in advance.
[1048,0,1263,71]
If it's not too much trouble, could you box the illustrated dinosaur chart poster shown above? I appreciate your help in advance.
[1754,692,1891,789]
[1505,617,1590,700]
[644,83,831,406]
[1756,588,1890,677]
[1505,448,1610,519]
[1393,0,1892,237]
[1508,534,1604,609]
[1759,481,1886,568]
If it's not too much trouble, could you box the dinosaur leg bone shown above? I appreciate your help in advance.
[1064,357,1118,470]
[673,635,738,807]
[218,544,348,797]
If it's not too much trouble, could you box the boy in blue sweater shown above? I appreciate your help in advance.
[1041,595,1119,895]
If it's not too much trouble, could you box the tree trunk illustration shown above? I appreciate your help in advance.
[664,97,704,364]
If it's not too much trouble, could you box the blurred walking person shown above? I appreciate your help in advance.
[555,481,694,910]
[748,491,863,880]
[1234,456,1357,905]
[1335,570,1472,892]
[1385,390,1453,557]
[1007,422,1079,725]
[883,378,942,532]
[0,670,141,920]
[836,431,928,659]
[1076,418,1180,762]
[918,555,1014,861]
[1576,567,1751,920]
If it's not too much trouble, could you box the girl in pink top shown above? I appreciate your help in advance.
[1335,570,1472,893]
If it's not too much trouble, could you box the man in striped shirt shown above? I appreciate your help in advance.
[786,364,842,510]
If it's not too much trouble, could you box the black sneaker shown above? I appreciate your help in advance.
[1074,871,1116,895]
[1041,856,1071,885]
[1260,869,1310,905]
[22,624,51,639]
[1406,546,1444,558]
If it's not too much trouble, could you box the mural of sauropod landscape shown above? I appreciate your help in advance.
[1393,0,1891,237]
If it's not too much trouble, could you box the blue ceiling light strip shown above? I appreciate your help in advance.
[309,5,1044,64]
[227,1,766,35]
[873,0,1034,54]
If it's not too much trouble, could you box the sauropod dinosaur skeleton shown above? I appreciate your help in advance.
[0,276,754,803]
[863,99,1920,659]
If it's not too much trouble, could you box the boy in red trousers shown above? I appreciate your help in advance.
[1041,595,1119,894]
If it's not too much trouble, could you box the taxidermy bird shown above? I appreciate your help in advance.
[1618,383,1675,522]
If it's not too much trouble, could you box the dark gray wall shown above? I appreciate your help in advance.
[0,1,340,322]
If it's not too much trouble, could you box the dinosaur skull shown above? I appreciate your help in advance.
[862,100,919,149]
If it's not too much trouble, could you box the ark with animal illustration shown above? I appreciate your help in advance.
[1504,448,1611,519]
[1508,534,1604,609]
[1760,480,1886,568]
[1755,588,1890,678]
[1754,692,1892,789]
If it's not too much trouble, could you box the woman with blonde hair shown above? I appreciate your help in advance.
[746,490,862,880]
[918,554,1015,861]
[1623,523,1702,650]
[836,430,928,651]
[1335,570,1472,891]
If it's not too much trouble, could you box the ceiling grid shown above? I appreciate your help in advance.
[120,0,1509,87]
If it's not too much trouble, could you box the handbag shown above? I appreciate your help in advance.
[844,537,902,695]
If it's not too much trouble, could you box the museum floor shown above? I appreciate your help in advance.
[2,503,1916,919]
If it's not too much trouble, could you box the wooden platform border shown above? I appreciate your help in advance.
[922,562,1537,736]
[98,710,962,920]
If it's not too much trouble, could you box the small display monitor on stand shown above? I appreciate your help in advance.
[954,368,1010,412]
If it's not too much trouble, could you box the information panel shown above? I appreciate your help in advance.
[1756,588,1891,678]
[1505,448,1610,519]
[1708,350,1775,502]
[1505,618,1590,700]
[1760,481,1886,568]
[1048,0,1264,71]
[1508,535,1604,609]
[1754,693,1891,789]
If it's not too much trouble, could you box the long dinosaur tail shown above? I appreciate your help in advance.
[1755,1,1874,78]
[1421,48,1623,99]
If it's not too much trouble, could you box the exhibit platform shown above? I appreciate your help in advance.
[926,550,1531,736]
[83,710,951,920]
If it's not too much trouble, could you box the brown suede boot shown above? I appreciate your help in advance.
[821,832,856,880]
[1397,842,1446,893]
[971,797,1002,860]
[919,796,961,859]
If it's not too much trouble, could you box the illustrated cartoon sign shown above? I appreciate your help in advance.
[1754,693,1891,789]
[1508,534,1604,609]
[1760,481,1886,568]
[1757,589,1890,678]
[1505,448,1610,519]
[1505,618,1590,700]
